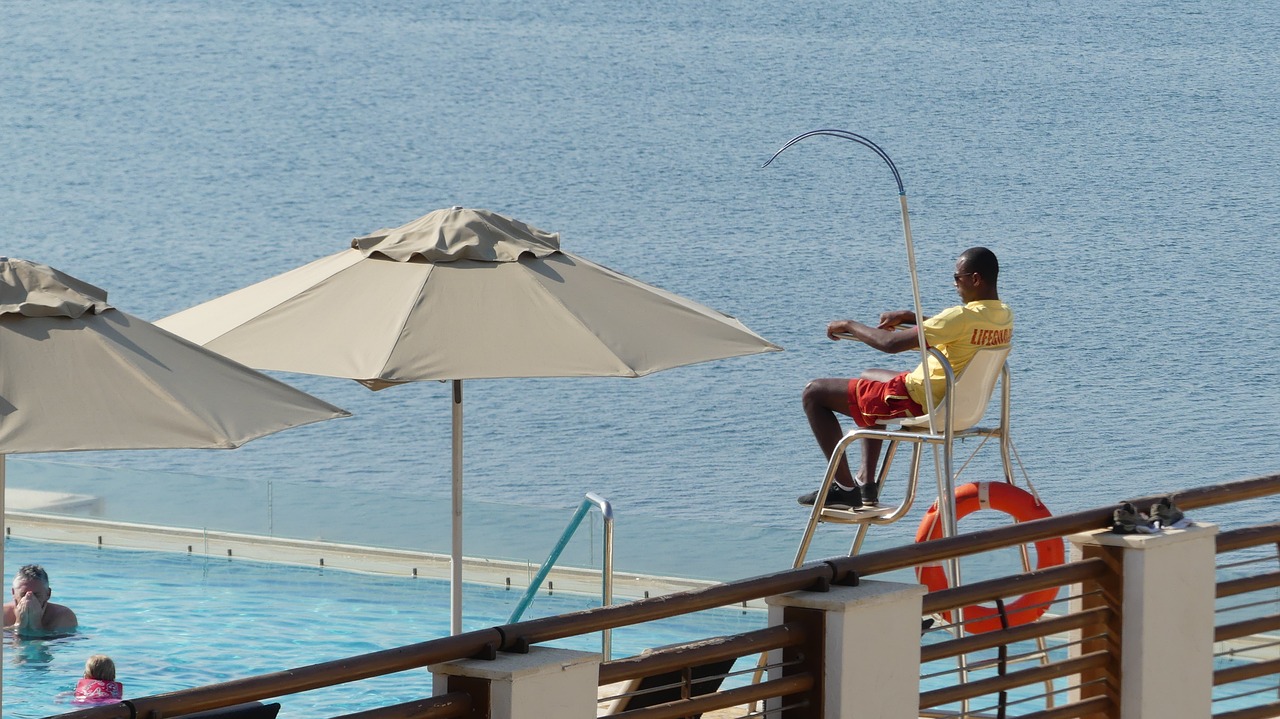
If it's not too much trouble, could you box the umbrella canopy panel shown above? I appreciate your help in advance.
[0,256,349,454]
[0,309,349,453]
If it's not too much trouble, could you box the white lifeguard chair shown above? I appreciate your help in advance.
[793,345,1014,567]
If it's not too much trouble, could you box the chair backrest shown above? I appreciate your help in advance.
[898,346,1010,432]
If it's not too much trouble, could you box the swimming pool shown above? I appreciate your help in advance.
[3,538,764,719]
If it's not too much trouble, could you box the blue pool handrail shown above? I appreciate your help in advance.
[507,492,615,658]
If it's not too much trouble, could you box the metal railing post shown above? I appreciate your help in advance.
[507,493,615,659]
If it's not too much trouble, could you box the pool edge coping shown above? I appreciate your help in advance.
[3,510,769,610]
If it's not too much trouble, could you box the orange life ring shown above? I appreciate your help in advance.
[915,481,1064,634]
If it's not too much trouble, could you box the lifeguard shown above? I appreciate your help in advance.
[799,247,1013,510]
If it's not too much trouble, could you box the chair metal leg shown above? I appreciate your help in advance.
[793,435,923,567]
[848,523,872,557]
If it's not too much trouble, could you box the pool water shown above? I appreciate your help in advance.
[3,538,763,719]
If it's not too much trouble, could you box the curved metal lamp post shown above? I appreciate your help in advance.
[763,129,960,546]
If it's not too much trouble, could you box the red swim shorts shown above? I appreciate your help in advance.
[847,372,925,428]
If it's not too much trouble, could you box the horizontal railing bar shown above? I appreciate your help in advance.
[1218,598,1280,615]
[50,630,505,719]
[1218,639,1280,661]
[499,564,834,650]
[613,672,813,719]
[922,607,1111,663]
[328,693,472,719]
[1217,524,1280,553]
[966,687,1089,718]
[1214,656,1280,686]
[922,558,1106,615]
[1014,695,1113,719]
[1215,613,1280,643]
[1214,700,1280,719]
[1218,684,1280,703]
[847,473,1280,582]
[1219,556,1278,571]
[957,644,1075,673]
[919,651,1111,709]
[598,624,803,685]
[1217,571,1280,599]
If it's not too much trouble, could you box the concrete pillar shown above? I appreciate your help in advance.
[430,647,599,719]
[765,579,927,718]
[1068,522,1218,719]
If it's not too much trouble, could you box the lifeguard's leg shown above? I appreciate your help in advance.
[853,368,897,494]
[803,369,897,489]
[802,378,857,487]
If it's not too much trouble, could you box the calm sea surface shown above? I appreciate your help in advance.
[3,1,1279,572]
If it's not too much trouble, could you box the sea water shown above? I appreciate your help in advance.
[2,1,1279,576]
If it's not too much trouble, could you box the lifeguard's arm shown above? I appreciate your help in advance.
[826,319,922,354]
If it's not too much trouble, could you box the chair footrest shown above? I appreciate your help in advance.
[817,504,896,523]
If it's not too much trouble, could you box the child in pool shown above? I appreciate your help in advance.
[73,654,124,704]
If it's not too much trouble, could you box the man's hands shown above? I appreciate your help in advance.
[13,590,47,632]
[825,319,860,341]
[877,310,917,329]
[826,311,922,354]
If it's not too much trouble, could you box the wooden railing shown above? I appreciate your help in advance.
[919,560,1115,718]
[45,473,1280,719]
[1213,524,1280,719]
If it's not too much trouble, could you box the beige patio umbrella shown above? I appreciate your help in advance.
[156,206,782,633]
[0,257,349,702]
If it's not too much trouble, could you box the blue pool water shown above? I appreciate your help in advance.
[2,538,763,719]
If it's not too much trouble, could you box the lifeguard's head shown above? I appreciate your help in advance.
[954,247,999,302]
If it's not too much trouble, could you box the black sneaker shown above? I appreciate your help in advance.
[860,481,880,506]
[798,484,864,510]
[1149,497,1190,529]
[1111,502,1157,534]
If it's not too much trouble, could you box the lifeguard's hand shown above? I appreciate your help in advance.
[877,310,916,329]
[826,320,856,341]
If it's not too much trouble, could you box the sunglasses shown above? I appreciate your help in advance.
[953,272,977,283]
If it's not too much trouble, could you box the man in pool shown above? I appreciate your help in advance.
[799,247,1012,510]
[4,564,78,636]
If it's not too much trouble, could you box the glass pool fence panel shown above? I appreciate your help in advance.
[5,458,867,587]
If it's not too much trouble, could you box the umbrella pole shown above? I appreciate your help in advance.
[451,380,464,635]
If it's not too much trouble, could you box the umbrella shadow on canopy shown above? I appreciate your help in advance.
[157,206,782,633]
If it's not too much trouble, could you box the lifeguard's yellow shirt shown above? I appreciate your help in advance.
[904,299,1013,409]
